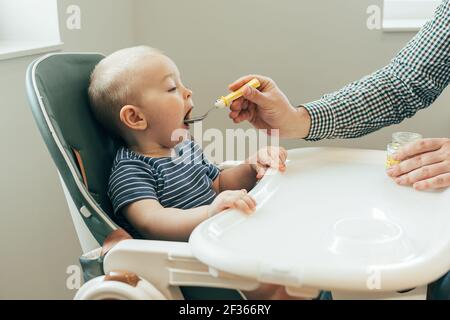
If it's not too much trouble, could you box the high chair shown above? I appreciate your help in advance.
[26,52,449,300]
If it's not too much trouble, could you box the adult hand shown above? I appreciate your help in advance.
[387,138,450,190]
[228,74,311,139]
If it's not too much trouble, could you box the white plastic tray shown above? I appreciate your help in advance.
[190,148,450,292]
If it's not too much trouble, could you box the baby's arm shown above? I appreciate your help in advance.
[213,146,287,193]
[213,164,257,193]
[123,199,209,242]
[123,190,256,242]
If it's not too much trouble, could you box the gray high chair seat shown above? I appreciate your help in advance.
[25,52,449,300]
[25,52,243,300]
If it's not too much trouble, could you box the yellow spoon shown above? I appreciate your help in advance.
[184,78,261,124]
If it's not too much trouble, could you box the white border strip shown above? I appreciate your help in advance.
[383,0,441,32]
[0,42,64,61]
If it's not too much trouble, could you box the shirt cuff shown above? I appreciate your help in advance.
[302,99,336,141]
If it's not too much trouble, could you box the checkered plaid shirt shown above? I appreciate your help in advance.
[303,0,450,141]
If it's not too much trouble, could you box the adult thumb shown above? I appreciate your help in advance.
[242,85,266,106]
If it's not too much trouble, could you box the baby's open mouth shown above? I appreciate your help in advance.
[183,108,193,125]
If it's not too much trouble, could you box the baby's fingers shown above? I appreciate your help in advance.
[266,147,287,172]
[277,147,287,171]
[258,150,279,169]
[242,194,257,211]
[255,164,267,179]
[234,194,257,214]
[234,199,253,214]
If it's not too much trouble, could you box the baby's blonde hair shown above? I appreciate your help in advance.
[88,46,162,138]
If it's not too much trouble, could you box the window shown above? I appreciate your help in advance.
[0,0,63,60]
[383,0,441,31]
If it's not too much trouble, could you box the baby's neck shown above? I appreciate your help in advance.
[129,141,172,158]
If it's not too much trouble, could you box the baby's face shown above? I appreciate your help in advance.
[132,54,193,147]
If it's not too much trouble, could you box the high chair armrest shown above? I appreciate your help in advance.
[103,239,259,299]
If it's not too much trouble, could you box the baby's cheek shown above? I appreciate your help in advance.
[160,106,181,123]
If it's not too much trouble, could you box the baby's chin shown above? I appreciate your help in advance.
[167,126,191,144]
[181,121,191,130]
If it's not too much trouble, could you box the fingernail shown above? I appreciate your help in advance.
[243,85,251,96]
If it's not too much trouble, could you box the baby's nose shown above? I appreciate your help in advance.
[184,87,193,99]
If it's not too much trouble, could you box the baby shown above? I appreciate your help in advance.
[88,46,295,299]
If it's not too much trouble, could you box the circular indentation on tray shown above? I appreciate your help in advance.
[326,218,414,261]
[333,218,402,243]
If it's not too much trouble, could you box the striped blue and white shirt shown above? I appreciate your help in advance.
[304,0,449,140]
[108,140,220,237]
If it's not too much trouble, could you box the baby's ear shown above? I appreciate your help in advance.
[119,105,148,131]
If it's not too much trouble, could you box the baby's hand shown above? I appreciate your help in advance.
[207,190,257,217]
[246,146,287,179]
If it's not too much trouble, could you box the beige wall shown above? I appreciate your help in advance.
[0,0,134,299]
[0,0,449,299]
[134,0,450,154]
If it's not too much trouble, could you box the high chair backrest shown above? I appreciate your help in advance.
[26,53,120,245]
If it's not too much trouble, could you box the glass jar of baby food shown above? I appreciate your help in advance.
[386,132,423,168]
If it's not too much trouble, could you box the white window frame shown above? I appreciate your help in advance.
[0,0,63,61]
[383,0,441,32]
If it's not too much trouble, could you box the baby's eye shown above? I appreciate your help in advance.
[168,87,177,93]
